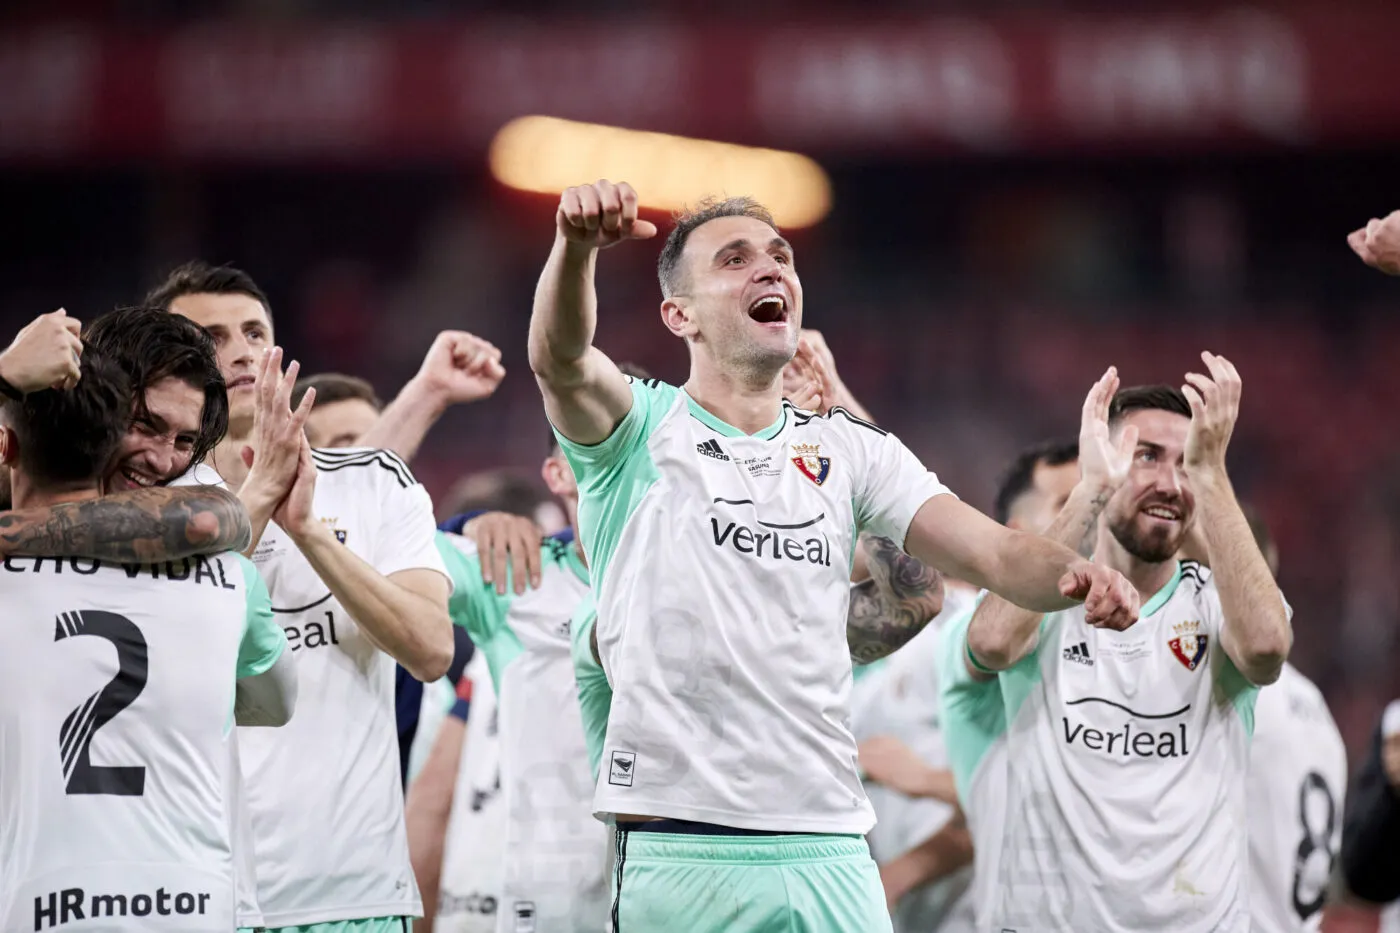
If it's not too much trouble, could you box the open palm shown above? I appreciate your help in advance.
[1079,367,1137,488]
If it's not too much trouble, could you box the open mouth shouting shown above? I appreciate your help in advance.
[747,294,789,327]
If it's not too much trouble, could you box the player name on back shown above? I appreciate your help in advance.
[1,555,240,587]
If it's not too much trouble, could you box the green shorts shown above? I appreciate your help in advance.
[611,826,891,933]
[266,918,410,933]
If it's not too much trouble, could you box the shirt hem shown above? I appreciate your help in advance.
[257,900,422,928]
[594,798,874,835]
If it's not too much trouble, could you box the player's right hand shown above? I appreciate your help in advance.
[0,309,83,393]
[1079,366,1137,492]
[557,180,658,249]
[1060,561,1139,630]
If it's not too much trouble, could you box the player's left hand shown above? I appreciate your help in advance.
[1182,351,1241,476]
[463,511,543,595]
[1060,561,1139,630]
[1348,210,1400,275]
[412,330,506,407]
[272,435,319,540]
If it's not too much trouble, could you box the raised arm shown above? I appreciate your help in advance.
[967,368,1134,672]
[360,331,505,462]
[528,180,656,446]
[0,485,252,562]
[1183,352,1290,685]
[846,534,944,664]
[276,439,453,682]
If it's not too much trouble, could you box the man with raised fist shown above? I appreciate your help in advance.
[527,179,1139,930]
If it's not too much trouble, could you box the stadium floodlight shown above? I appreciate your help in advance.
[488,116,832,229]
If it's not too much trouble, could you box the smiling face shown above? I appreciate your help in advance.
[168,292,271,432]
[104,377,205,491]
[1104,408,1196,563]
[662,214,803,376]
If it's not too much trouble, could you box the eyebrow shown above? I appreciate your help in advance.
[712,237,793,263]
[1136,440,1166,454]
[138,410,170,434]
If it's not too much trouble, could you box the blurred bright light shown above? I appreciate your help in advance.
[489,116,832,229]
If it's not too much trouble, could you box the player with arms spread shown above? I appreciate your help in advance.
[0,350,292,933]
[940,365,1291,932]
[527,180,1138,930]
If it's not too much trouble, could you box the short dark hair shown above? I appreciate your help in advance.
[292,373,382,413]
[994,437,1080,525]
[657,197,778,298]
[440,469,552,521]
[2,351,131,490]
[83,307,230,469]
[144,260,272,321]
[1108,385,1192,426]
[547,362,653,453]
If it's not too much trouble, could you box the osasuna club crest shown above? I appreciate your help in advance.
[1168,620,1208,671]
[791,443,830,486]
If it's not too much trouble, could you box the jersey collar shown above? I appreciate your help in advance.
[1138,561,1183,617]
[682,391,788,440]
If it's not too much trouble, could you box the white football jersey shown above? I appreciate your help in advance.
[437,532,606,933]
[435,650,507,933]
[556,378,951,834]
[943,560,1267,932]
[238,447,449,927]
[0,552,284,933]
[934,598,1009,933]
[1247,662,1347,933]
[168,464,265,930]
[854,586,978,933]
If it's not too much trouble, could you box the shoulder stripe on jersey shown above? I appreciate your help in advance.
[642,378,662,388]
[312,448,416,488]
[828,406,888,436]
[309,451,411,487]
[1179,560,1209,592]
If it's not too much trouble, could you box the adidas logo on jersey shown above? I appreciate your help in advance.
[1063,641,1094,666]
[696,439,730,461]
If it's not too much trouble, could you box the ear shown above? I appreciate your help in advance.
[0,426,17,469]
[660,297,698,339]
[540,453,575,497]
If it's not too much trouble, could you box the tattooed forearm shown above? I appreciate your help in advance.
[0,486,252,562]
[1074,486,1113,558]
[847,535,944,665]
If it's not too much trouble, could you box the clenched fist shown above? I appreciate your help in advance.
[0,309,83,393]
[1348,211,1400,275]
[413,331,505,407]
[1060,561,1140,630]
[557,180,658,249]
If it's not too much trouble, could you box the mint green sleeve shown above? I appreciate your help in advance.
[552,377,679,493]
[569,594,612,783]
[934,604,1008,801]
[235,553,288,679]
[434,532,521,689]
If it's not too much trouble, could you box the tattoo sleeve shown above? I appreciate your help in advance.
[847,534,944,665]
[0,486,253,562]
